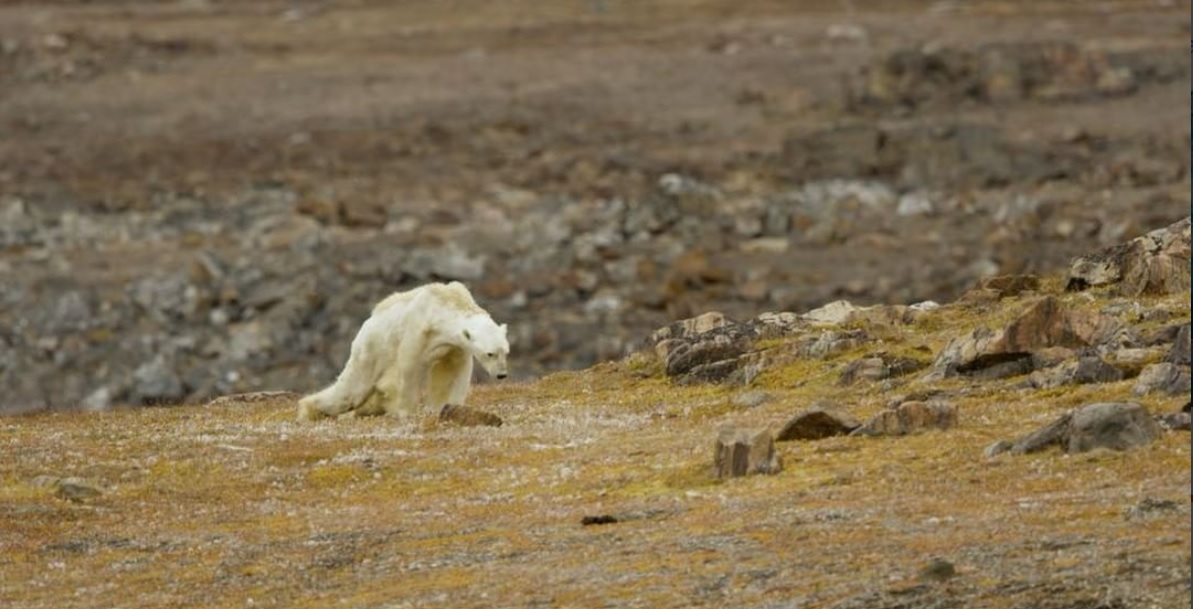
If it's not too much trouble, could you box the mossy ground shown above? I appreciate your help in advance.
[1,288,1189,608]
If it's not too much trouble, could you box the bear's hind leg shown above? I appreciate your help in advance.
[297,350,377,421]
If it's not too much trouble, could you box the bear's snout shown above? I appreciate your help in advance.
[496,373,508,380]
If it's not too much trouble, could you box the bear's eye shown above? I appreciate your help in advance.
[486,352,495,358]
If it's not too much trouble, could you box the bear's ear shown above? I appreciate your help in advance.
[462,328,472,341]
[500,323,508,333]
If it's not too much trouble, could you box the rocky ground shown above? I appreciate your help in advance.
[0,0,1188,413]
[1,217,1189,608]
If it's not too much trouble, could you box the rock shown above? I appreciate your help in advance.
[205,390,301,408]
[802,300,860,325]
[927,296,1128,380]
[405,245,486,281]
[1069,402,1162,453]
[653,312,803,385]
[838,352,927,386]
[1133,363,1191,396]
[730,391,774,409]
[776,404,861,441]
[916,558,957,583]
[131,355,185,406]
[975,274,1040,299]
[650,311,733,349]
[1155,412,1190,431]
[988,402,1161,456]
[33,475,105,503]
[851,401,957,437]
[1066,216,1190,296]
[1028,356,1124,389]
[439,404,504,427]
[713,427,782,479]
[1123,497,1182,521]
[80,387,113,412]
[1166,323,1190,366]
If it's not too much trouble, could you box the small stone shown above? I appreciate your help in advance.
[33,476,104,503]
[713,427,782,479]
[731,391,774,409]
[802,300,860,325]
[438,404,503,427]
[983,440,1013,458]
[917,558,956,582]
[776,405,861,441]
[1123,497,1181,521]
[1155,412,1190,431]
[55,478,104,503]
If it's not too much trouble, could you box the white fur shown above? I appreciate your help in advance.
[298,282,509,422]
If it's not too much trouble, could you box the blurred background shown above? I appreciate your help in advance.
[0,0,1188,414]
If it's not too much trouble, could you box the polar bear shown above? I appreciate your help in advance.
[297,281,509,422]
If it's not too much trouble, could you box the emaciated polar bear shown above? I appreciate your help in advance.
[297,281,509,422]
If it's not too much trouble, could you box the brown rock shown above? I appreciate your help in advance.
[339,199,388,228]
[714,427,782,478]
[851,401,957,437]
[776,405,861,441]
[977,274,1041,298]
[927,296,1128,380]
[439,404,504,427]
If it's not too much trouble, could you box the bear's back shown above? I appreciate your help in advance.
[373,281,484,316]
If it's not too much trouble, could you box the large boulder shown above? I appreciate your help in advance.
[927,296,1130,380]
[986,402,1162,456]
[1066,216,1191,296]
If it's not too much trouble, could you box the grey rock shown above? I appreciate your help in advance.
[1069,402,1161,453]
[1124,497,1182,521]
[730,391,774,409]
[405,246,486,281]
[1155,412,1190,431]
[0,197,40,247]
[1028,356,1124,389]
[916,558,957,583]
[713,427,782,479]
[992,402,1161,456]
[33,476,105,503]
[1166,324,1190,366]
[1133,362,1191,396]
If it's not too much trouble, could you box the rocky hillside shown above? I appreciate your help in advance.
[1,0,1188,413]
[1,218,1188,609]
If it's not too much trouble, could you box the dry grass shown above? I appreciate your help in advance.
[1,287,1189,608]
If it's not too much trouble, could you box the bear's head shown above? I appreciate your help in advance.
[461,315,510,379]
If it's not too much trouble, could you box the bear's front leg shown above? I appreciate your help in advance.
[427,349,473,409]
[376,361,422,422]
